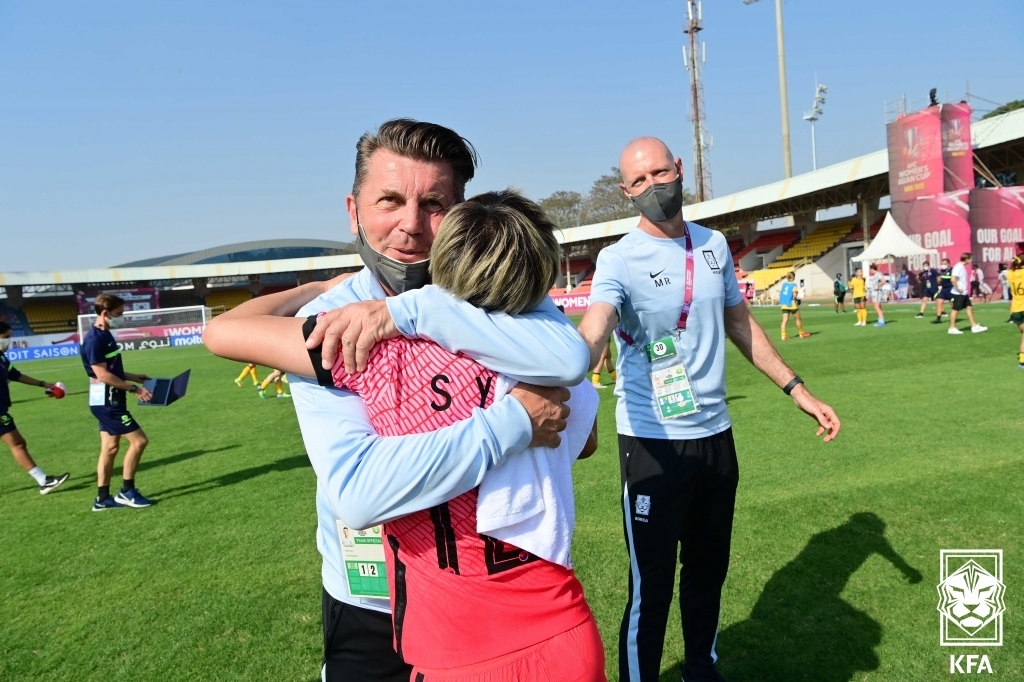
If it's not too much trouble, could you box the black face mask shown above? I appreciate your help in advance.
[629,176,685,223]
[354,223,431,295]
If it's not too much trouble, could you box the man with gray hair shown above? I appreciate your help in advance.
[205,119,589,681]
[577,137,841,682]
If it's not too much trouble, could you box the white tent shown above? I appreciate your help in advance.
[851,212,937,263]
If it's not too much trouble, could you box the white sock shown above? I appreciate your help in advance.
[28,466,47,485]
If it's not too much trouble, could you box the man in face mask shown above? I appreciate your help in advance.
[202,119,589,682]
[577,137,841,682]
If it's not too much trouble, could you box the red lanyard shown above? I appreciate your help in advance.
[616,227,694,347]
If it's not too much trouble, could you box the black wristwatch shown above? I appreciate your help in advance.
[128,385,138,394]
[782,376,804,396]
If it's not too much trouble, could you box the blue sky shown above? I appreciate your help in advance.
[2,0,1021,270]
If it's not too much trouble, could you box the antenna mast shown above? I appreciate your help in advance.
[683,0,712,202]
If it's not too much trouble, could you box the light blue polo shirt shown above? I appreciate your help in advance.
[589,222,743,440]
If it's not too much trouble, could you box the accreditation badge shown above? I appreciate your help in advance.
[644,335,701,420]
[337,521,390,598]
[89,378,106,407]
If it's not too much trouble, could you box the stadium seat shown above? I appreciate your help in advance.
[205,289,253,315]
[769,223,856,270]
[23,300,79,334]
[733,230,801,262]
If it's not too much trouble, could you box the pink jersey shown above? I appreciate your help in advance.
[326,336,592,668]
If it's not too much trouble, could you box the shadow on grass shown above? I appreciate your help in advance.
[705,512,923,682]
[137,444,240,472]
[724,395,746,405]
[156,453,309,500]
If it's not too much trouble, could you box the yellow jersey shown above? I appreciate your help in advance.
[849,276,867,298]
[1009,269,1024,314]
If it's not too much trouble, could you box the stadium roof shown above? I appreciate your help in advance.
[3,108,1023,287]
[115,239,357,267]
[556,106,1024,244]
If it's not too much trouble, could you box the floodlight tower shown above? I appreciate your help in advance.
[743,0,792,178]
[803,81,827,170]
[683,0,712,202]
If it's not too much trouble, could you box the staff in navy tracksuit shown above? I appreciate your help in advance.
[81,293,155,511]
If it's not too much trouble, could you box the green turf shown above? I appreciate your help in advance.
[1,303,1021,681]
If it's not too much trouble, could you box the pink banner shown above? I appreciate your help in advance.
[550,293,591,313]
[969,187,1024,285]
[941,103,974,192]
[887,106,944,201]
[891,192,973,271]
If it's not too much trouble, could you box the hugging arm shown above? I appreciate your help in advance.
[307,286,590,385]
[202,275,353,376]
[292,374,534,529]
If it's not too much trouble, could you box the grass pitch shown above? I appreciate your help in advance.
[1,303,1021,681]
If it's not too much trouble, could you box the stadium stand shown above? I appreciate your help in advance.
[0,304,31,336]
[205,289,252,314]
[727,238,744,258]
[733,230,800,262]
[845,215,884,242]
[742,223,860,293]
[770,223,856,270]
[23,300,78,334]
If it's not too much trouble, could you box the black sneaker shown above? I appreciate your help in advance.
[682,666,727,682]
[914,313,924,318]
[930,318,943,324]
[39,473,70,495]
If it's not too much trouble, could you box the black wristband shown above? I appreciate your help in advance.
[129,384,138,394]
[782,376,804,396]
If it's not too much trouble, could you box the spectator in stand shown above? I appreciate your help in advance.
[932,258,954,324]
[915,262,939,318]
[948,253,988,335]
[833,273,847,313]
[867,264,886,327]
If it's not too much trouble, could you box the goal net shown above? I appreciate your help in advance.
[77,305,211,350]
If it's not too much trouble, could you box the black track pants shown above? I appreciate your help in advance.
[617,430,739,682]
[322,588,412,682]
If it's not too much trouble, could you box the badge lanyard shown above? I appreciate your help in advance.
[615,225,694,347]
[614,226,701,420]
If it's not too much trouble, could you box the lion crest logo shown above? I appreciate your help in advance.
[937,558,1006,638]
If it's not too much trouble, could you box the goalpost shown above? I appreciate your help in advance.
[77,305,212,350]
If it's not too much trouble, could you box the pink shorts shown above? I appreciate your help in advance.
[409,616,606,682]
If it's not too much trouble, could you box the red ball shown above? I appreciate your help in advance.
[47,383,66,399]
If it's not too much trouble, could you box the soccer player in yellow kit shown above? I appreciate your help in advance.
[850,268,868,326]
[258,369,290,399]
[234,363,260,387]
[1008,256,1024,369]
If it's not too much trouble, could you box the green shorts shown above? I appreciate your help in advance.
[853,296,866,305]
[1011,311,1024,326]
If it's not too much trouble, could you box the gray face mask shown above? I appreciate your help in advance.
[355,223,431,295]
[629,176,684,223]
